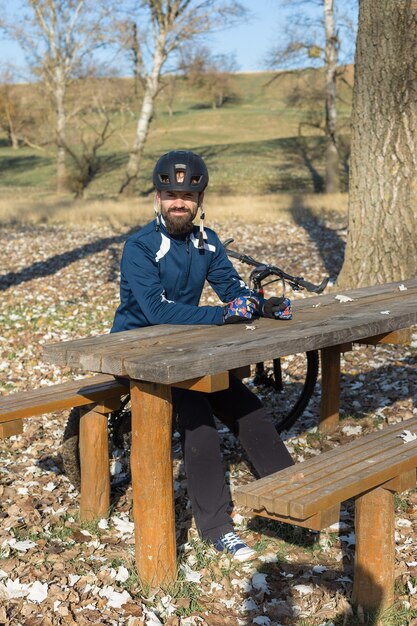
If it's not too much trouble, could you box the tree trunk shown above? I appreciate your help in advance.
[119,34,166,195]
[337,0,417,288]
[324,0,340,193]
[55,74,67,194]
[8,128,19,149]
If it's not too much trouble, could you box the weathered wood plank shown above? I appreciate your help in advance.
[0,375,128,423]
[79,408,110,521]
[173,372,229,393]
[263,438,417,516]
[41,279,417,383]
[320,345,341,432]
[0,419,23,438]
[252,504,340,531]
[130,380,176,586]
[43,324,210,367]
[383,470,416,493]
[352,487,395,610]
[123,313,416,384]
[235,418,417,516]
[288,447,417,519]
[355,328,412,346]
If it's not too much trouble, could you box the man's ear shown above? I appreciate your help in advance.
[198,191,205,206]
[155,191,161,205]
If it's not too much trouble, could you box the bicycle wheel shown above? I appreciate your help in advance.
[254,350,319,433]
[61,400,132,490]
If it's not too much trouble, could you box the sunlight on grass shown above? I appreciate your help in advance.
[0,191,348,226]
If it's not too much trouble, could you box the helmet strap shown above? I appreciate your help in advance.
[154,195,160,231]
[198,200,207,250]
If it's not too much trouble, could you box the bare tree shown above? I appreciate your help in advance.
[337,0,417,288]
[0,1,111,192]
[268,0,357,193]
[0,70,30,148]
[118,0,246,195]
[185,46,238,109]
[0,68,49,149]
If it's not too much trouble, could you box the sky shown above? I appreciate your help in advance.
[208,0,291,72]
[0,0,357,77]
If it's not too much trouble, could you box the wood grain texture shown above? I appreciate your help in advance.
[352,487,395,610]
[0,419,23,438]
[130,380,176,586]
[253,504,340,531]
[320,345,341,432]
[172,372,229,392]
[79,408,110,521]
[235,417,417,518]
[42,279,417,384]
[0,374,128,423]
[355,328,412,345]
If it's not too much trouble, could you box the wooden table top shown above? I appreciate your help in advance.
[43,278,417,385]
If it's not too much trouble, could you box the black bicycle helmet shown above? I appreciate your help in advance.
[153,150,209,193]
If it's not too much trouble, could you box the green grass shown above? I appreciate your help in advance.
[0,68,353,197]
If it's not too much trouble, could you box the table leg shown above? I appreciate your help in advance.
[130,380,176,587]
[352,486,395,612]
[79,406,110,521]
[320,345,341,432]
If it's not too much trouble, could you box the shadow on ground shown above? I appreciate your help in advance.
[0,226,138,291]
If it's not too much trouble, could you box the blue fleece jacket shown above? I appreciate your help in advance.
[111,219,252,332]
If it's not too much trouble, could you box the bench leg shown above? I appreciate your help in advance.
[320,345,341,432]
[79,407,110,521]
[352,486,395,612]
[130,380,176,587]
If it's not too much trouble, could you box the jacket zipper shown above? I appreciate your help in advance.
[182,235,192,293]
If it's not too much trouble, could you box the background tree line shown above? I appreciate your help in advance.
[0,0,415,286]
[0,0,355,198]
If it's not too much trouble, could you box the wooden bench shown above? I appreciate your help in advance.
[0,367,250,522]
[0,374,129,518]
[0,373,129,439]
[235,417,417,613]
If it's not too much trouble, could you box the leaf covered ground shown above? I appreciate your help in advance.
[0,214,416,626]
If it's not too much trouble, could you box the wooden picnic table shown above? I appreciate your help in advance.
[43,278,417,587]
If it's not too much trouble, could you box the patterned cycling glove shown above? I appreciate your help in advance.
[223,296,259,324]
[260,296,292,320]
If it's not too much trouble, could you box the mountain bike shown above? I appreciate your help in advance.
[61,241,329,489]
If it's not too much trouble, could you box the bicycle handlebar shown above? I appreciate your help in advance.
[222,239,329,294]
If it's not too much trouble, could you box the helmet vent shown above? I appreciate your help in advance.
[191,175,202,185]
[159,174,170,184]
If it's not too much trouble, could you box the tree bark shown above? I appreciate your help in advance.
[119,33,166,195]
[55,69,67,194]
[337,0,417,288]
[324,0,340,193]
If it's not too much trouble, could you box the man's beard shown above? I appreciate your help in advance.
[163,209,195,236]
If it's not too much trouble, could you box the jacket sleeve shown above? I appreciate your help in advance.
[122,239,225,325]
[206,235,253,303]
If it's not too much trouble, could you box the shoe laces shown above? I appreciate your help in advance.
[222,532,244,549]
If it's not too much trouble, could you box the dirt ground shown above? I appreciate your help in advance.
[0,214,416,626]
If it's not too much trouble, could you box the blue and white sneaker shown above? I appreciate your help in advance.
[213,532,257,562]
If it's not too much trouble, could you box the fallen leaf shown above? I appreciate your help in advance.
[335,294,353,303]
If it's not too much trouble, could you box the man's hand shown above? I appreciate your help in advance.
[223,296,259,324]
[260,296,292,320]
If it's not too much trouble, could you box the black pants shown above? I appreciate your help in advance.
[172,374,294,543]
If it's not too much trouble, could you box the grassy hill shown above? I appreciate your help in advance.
[0,67,353,198]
